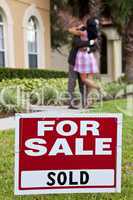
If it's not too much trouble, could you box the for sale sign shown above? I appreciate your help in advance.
[15,113,122,195]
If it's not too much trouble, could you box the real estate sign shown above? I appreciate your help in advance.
[15,113,122,195]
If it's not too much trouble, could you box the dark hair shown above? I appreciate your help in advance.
[79,26,86,31]
[86,18,99,40]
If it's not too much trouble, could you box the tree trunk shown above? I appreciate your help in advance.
[89,0,102,77]
[88,0,102,18]
[125,16,133,83]
[77,0,102,19]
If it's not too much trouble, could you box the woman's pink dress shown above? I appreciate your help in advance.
[74,30,99,74]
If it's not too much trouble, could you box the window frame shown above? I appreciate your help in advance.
[27,16,39,68]
[0,11,7,67]
[23,4,45,69]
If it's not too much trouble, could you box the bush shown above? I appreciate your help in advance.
[0,68,68,81]
[0,78,68,114]
[103,81,127,99]
[0,78,67,92]
[0,78,129,115]
[0,85,25,114]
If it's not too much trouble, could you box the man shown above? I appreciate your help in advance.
[68,35,90,109]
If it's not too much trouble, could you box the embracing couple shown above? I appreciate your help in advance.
[67,17,101,109]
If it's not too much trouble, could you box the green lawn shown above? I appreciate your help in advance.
[0,99,133,200]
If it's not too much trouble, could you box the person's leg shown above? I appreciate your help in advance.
[68,65,78,107]
[80,73,99,90]
[78,73,90,108]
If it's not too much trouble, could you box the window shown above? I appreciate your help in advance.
[27,16,38,68]
[23,5,45,68]
[0,13,5,67]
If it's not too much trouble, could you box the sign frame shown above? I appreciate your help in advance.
[14,112,122,195]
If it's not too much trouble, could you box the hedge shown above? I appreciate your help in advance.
[0,68,68,81]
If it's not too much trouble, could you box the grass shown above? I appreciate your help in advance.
[0,99,133,200]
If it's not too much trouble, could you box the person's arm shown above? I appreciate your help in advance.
[73,36,89,48]
[68,27,84,36]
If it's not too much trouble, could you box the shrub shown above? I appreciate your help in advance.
[103,81,127,99]
[0,78,67,92]
[0,78,128,115]
[0,68,68,81]
[0,78,68,114]
[0,85,24,114]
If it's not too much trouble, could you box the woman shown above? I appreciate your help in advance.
[68,18,100,92]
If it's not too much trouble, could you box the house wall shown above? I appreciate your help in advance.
[51,46,69,71]
[0,0,51,68]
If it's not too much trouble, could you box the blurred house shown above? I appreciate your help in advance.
[0,0,51,68]
[0,0,123,81]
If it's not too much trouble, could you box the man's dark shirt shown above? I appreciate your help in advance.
[68,36,88,66]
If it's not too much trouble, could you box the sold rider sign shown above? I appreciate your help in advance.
[15,113,122,195]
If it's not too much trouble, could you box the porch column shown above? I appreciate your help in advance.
[112,40,122,81]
